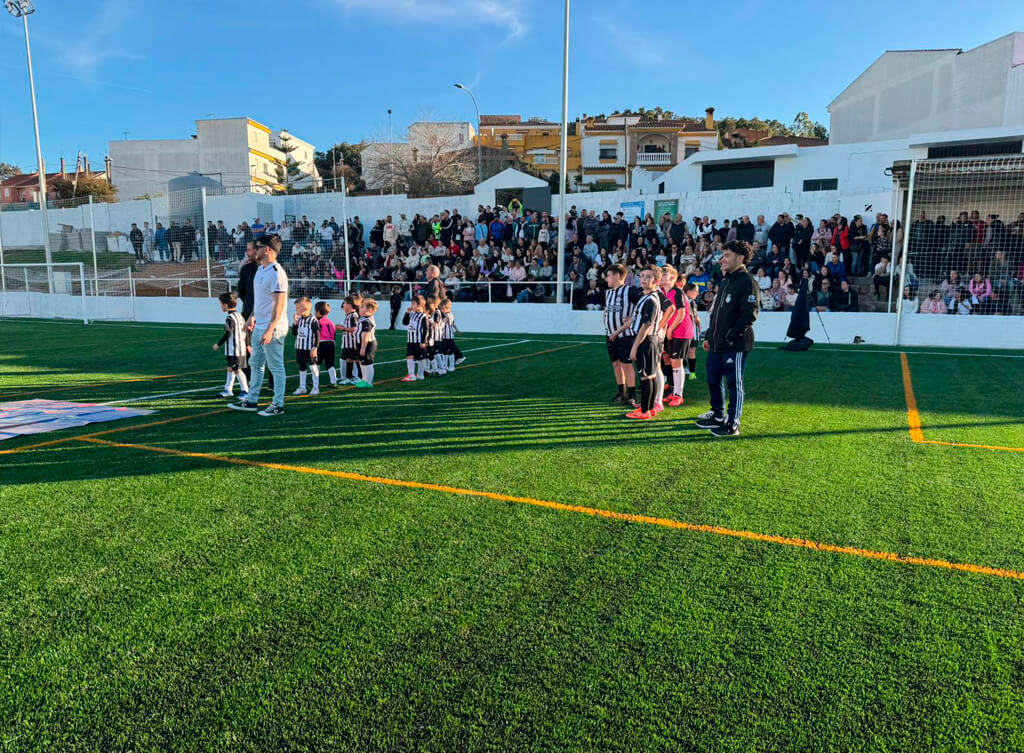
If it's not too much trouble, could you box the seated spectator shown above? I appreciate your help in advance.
[755,267,772,292]
[954,289,972,315]
[872,255,891,300]
[813,278,833,311]
[584,279,603,310]
[968,273,992,304]
[831,279,859,312]
[920,290,948,314]
[784,284,798,309]
[688,266,710,293]
[940,270,961,310]
[826,251,846,281]
[902,285,919,314]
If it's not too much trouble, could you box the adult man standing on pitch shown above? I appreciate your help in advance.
[230,234,288,417]
[696,241,759,437]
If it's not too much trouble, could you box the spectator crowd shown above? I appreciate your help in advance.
[126,202,1024,316]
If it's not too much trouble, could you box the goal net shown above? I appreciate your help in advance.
[896,156,1024,319]
[0,263,90,323]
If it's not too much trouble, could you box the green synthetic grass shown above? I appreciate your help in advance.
[1,319,1023,753]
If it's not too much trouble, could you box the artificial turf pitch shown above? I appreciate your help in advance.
[1,318,1022,752]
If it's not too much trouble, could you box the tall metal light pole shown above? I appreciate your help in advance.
[454,83,482,185]
[6,0,53,293]
[387,108,394,195]
[554,0,570,304]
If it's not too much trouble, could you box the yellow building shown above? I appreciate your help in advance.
[476,116,582,182]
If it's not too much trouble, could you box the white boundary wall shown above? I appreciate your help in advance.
[3,292,1022,350]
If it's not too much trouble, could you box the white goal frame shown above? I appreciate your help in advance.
[0,263,89,324]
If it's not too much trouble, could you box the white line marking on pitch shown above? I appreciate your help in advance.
[101,340,530,405]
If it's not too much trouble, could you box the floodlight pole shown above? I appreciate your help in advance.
[340,167,352,296]
[554,0,570,304]
[894,160,917,346]
[454,83,482,184]
[7,0,54,293]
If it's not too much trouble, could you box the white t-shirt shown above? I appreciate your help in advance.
[253,262,289,334]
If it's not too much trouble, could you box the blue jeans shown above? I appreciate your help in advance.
[247,326,286,407]
[706,350,749,427]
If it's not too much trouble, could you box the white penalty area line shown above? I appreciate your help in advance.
[100,339,530,405]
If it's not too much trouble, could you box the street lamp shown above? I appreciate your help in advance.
[6,0,54,293]
[387,108,395,195]
[454,83,483,185]
[554,0,570,304]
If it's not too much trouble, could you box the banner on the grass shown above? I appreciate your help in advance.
[0,400,154,441]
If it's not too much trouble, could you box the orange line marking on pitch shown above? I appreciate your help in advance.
[0,342,586,457]
[78,435,1024,582]
[900,353,1023,453]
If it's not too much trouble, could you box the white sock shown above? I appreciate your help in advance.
[225,372,235,392]
[299,370,307,390]
[416,359,426,377]
[328,366,337,384]
[310,364,320,389]
[407,359,416,377]
[237,370,249,395]
[655,370,665,406]
[672,367,684,396]
[362,364,374,385]
[448,354,455,371]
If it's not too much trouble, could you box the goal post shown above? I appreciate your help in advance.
[0,263,89,324]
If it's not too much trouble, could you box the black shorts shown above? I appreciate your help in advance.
[665,338,691,359]
[359,342,377,365]
[225,355,242,370]
[426,343,437,358]
[343,346,359,361]
[318,341,336,369]
[406,342,425,358]
[614,335,635,363]
[632,339,656,378]
[440,339,455,355]
[296,349,317,370]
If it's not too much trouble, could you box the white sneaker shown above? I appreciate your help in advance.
[416,375,425,380]
[218,390,233,398]
[338,378,352,385]
[455,356,466,365]
[293,387,308,395]
[437,369,447,376]
[310,387,320,395]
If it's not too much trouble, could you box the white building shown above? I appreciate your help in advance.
[828,32,1024,145]
[109,117,321,199]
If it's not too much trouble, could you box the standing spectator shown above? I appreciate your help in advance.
[695,242,759,438]
[397,213,412,246]
[154,222,169,262]
[767,214,794,260]
[793,217,813,268]
[142,222,155,261]
[849,216,870,276]
[383,215,397,248]
[128,223,144,263]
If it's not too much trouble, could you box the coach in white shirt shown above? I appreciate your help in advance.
[230,234,289,416]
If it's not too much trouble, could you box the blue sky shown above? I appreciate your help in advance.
[0,0,1019,172]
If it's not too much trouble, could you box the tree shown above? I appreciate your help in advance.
[369,122,476,197]
[273,131,304,193]
[791,111,829,140]
[49,175,117,202]
[0,163,21,181]
[314,142,365,190]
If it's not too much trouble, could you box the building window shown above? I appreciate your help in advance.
[701,160,774,191]
[927,140,1022,159]
[803,178,838,192]
[599,147,617,160]
[684,145,699,158]
[658,181,666,194]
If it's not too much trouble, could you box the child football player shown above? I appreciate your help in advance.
[212,292,249,398]
[315,301,338,387]
[339,294,362,385]
[402,295,427,382]
[353,299,379,388]
[439,298,458,373]
[625,266,663,420]
[291,297,321,395]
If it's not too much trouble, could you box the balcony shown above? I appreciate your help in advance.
[635,152,672,166]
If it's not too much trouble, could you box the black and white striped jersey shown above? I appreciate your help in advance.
[441,312,456,340]
[603,285,640,336]
[406,311,427,343]
[292,313,320,351]
[627,291,662,340]
[355,315,376,344]
[219,311,246,356]
[343,312,359,349]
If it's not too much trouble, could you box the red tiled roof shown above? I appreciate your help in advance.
[757,135,827,147]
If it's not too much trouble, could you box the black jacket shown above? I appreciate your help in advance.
[706,266,759,352]
[736,221,755,243]
[768,221,794,249]
[237,260,258,320]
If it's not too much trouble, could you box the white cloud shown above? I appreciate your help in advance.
[335,0,528,43]
[59,0,142,79]
[598,18,668,68]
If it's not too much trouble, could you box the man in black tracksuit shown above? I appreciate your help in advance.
[696,242,759,437]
